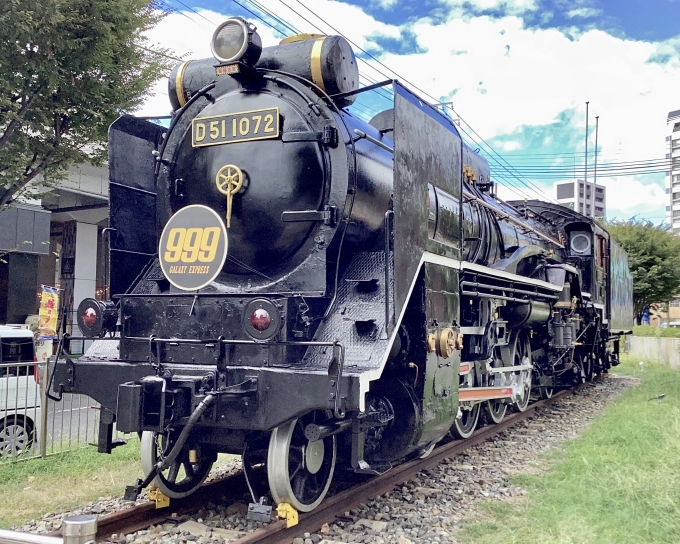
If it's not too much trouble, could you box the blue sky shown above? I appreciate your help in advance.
[142,0,680,223]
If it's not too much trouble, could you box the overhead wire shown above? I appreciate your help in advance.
[159,0,601,200]
[158,0,212,30]
[284,0,548,201]
[245,0,299,34]
[454,114,557,201]
[504,158,672,179]
[241,0,398,108]
[239,0,398,110]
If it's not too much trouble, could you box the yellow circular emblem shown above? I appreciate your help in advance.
[158,205,228,291]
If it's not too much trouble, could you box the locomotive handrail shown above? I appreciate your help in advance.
[260,73,323,116]
[460,280,560,300]
[460,290,531,304]
[353,129,393,153]
[154,80,216,175]
[121,336,342,348]
[463,189,565,248]
[384,210,394,338]
[330,79,393,100]
[61,335,342,349]
[123,336,348,418]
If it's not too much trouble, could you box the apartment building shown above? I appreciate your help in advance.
[666,109,680,234]
[554,179,606,218]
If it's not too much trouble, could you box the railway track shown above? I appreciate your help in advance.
[48,382,594,543]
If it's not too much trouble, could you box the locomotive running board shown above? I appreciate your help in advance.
[460,363,532,375]
[458,386,513,402]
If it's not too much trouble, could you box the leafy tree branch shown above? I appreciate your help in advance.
[606,219,680,322]
[0,0,174,208]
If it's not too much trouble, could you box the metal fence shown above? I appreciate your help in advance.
[0,358,124,464]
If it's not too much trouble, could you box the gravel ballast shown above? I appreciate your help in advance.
[16,375,634,544]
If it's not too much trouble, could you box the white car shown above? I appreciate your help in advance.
[0,325,42,457]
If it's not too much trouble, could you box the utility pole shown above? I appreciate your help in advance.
[593,115,599,218]
[584,101,589,216]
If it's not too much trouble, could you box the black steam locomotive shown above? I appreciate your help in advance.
[52,18,633,513]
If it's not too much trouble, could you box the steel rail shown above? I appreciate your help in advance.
[44,380,597,543]
[46,471,250,543]
[232,381,596,544]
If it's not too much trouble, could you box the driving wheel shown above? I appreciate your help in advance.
[267,412,336,512]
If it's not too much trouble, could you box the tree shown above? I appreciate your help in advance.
[0,0,173,208]
[606,219,680,322]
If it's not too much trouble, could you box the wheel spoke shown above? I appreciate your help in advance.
[183,461,195,479]
[289,463,302,480]
[292,472,309,498]
[167,461,181,483]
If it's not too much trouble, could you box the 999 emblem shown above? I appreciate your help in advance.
[159,205,228,290]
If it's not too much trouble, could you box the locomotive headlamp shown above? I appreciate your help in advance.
[243,298,281,340]
[82,307,97,328]
[250,308,271,331]
[211,17,262,66]
[76,298,118,338]
[570,232,592,255]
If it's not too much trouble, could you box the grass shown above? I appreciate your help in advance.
[0,439,144,528]
[633,325,680,338]
[459,355,680,544]
[0,440,240,529]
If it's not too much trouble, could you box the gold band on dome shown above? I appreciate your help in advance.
[175,60,192,107]
[310,38,326,92]
[280,33,324,44]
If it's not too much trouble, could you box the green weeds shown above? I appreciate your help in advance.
[460,356,680,544]
[633,325,680,338]
[0,440,143,528]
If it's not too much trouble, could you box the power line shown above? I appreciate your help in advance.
[284,0,554,202]
[246,1,401,109]
[504,158,671,169]
[167,0,214,26]
[138,45,183,62]
[157,0,212,30]
[159,1,573,201]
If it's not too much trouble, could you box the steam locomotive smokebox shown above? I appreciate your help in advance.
[257,36,359,107]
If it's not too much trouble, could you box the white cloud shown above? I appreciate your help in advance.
[496,182,551,202]
[565,8,602,18]
[374,0,399,8]
[502,141,522,151]
[600,177,667,218]
[443,0,539,15]
[140,0,680,221]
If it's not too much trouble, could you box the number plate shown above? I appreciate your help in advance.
[191,107,280,148]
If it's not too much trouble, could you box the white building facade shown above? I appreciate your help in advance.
[665,109,680,234]
[554,179,606,218]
